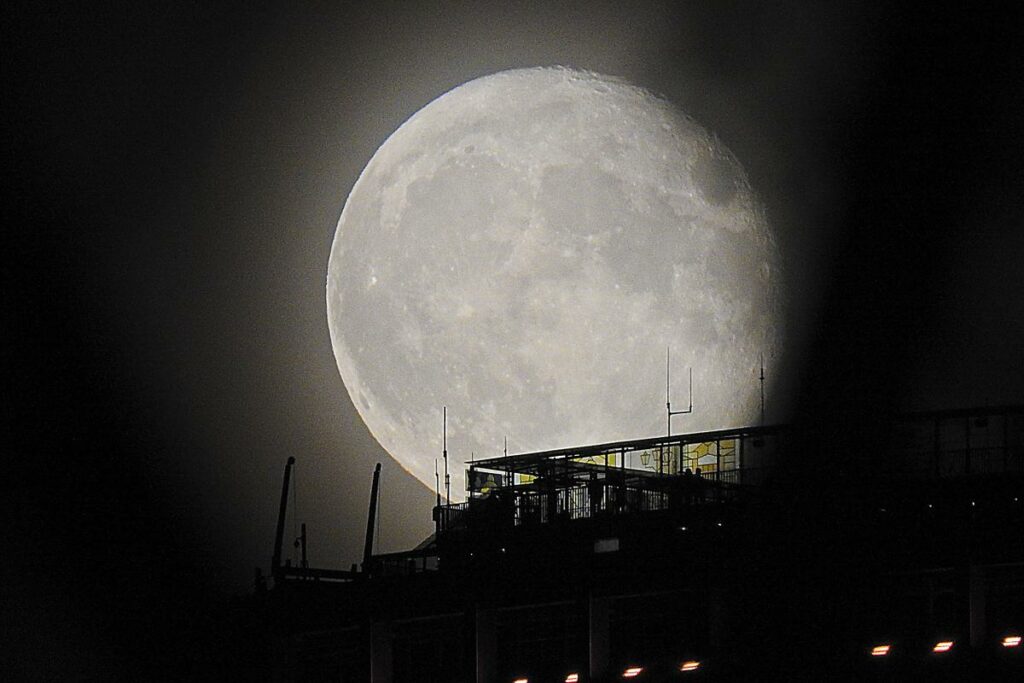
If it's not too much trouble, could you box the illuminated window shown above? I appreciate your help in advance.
[682,439,738,474]
[1002,635,1021,648]
[870,645,890,657]
[623,666,643,678]
[513,678,529,683]
[680,660,701,671]
[932,641,954,653]
[573,453,617,468]
[565,675,580,683]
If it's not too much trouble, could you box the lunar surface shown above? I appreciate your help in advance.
[327,67,783,495]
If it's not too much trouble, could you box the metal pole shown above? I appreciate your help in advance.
[434,459,441,536]
[667,347,693,437]
[443,407,450,505]
[363,463,382,572]
[272,456,296,576]
[759,353,765,425]
[667,347,672,437]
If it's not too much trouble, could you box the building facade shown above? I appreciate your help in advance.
[256,405,1024,681]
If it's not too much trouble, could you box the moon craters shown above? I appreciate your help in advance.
[327,67,784,492]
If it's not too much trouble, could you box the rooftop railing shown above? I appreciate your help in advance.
[437,469,747,534]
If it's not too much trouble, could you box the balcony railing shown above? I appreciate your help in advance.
[436,471,747,534]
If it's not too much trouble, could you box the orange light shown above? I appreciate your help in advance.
[513,679,528,683]
[680,660,701,671]
[623,666,643,678]
[565,675,579,683]
[871,644,891,657]
[1003,635,1022,648]
[933,641,954,653]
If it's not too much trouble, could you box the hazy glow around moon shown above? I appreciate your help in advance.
[328,67,783,494]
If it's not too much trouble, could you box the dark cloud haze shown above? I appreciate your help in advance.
[6,1,1023,676]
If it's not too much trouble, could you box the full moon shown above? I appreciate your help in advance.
[328,67,783,494]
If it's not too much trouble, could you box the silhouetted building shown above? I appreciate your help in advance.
[254,405,1024,682]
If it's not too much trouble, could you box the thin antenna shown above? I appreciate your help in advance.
[666,347,693,437]
[503,436,508,458]
[291,461,298,565]
[375,468,382,552]
[434,459,441,508]
[362,463,381,572]
[272,456,295,577]
[443,407,450,505]
[689,367,693,410]
[759,353,766,425]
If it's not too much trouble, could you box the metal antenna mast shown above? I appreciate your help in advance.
[434,459,440,508]
[433,458,441,536]
[442,407,450,505]
[759,353,766,425]
[504,435,511,487]
[666,347,693,437]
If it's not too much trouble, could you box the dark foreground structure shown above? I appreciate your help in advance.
[252,405,1023,681]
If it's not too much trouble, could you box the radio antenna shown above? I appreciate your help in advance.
[759,353,766,425]
[666,347,693,437]
[504,436,512,487]
[443,407,450,505]
[434,459,441,509]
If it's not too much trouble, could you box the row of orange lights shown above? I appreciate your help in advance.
[513,660,703,683]
[870,634,1020,656]
[517,639,1020,683]
[622,661,701,677]
[516,636,1024,683]
[513,635,1021,683]
[517,635,1021,683]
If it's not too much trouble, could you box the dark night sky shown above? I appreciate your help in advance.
[5,1,1023,676]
